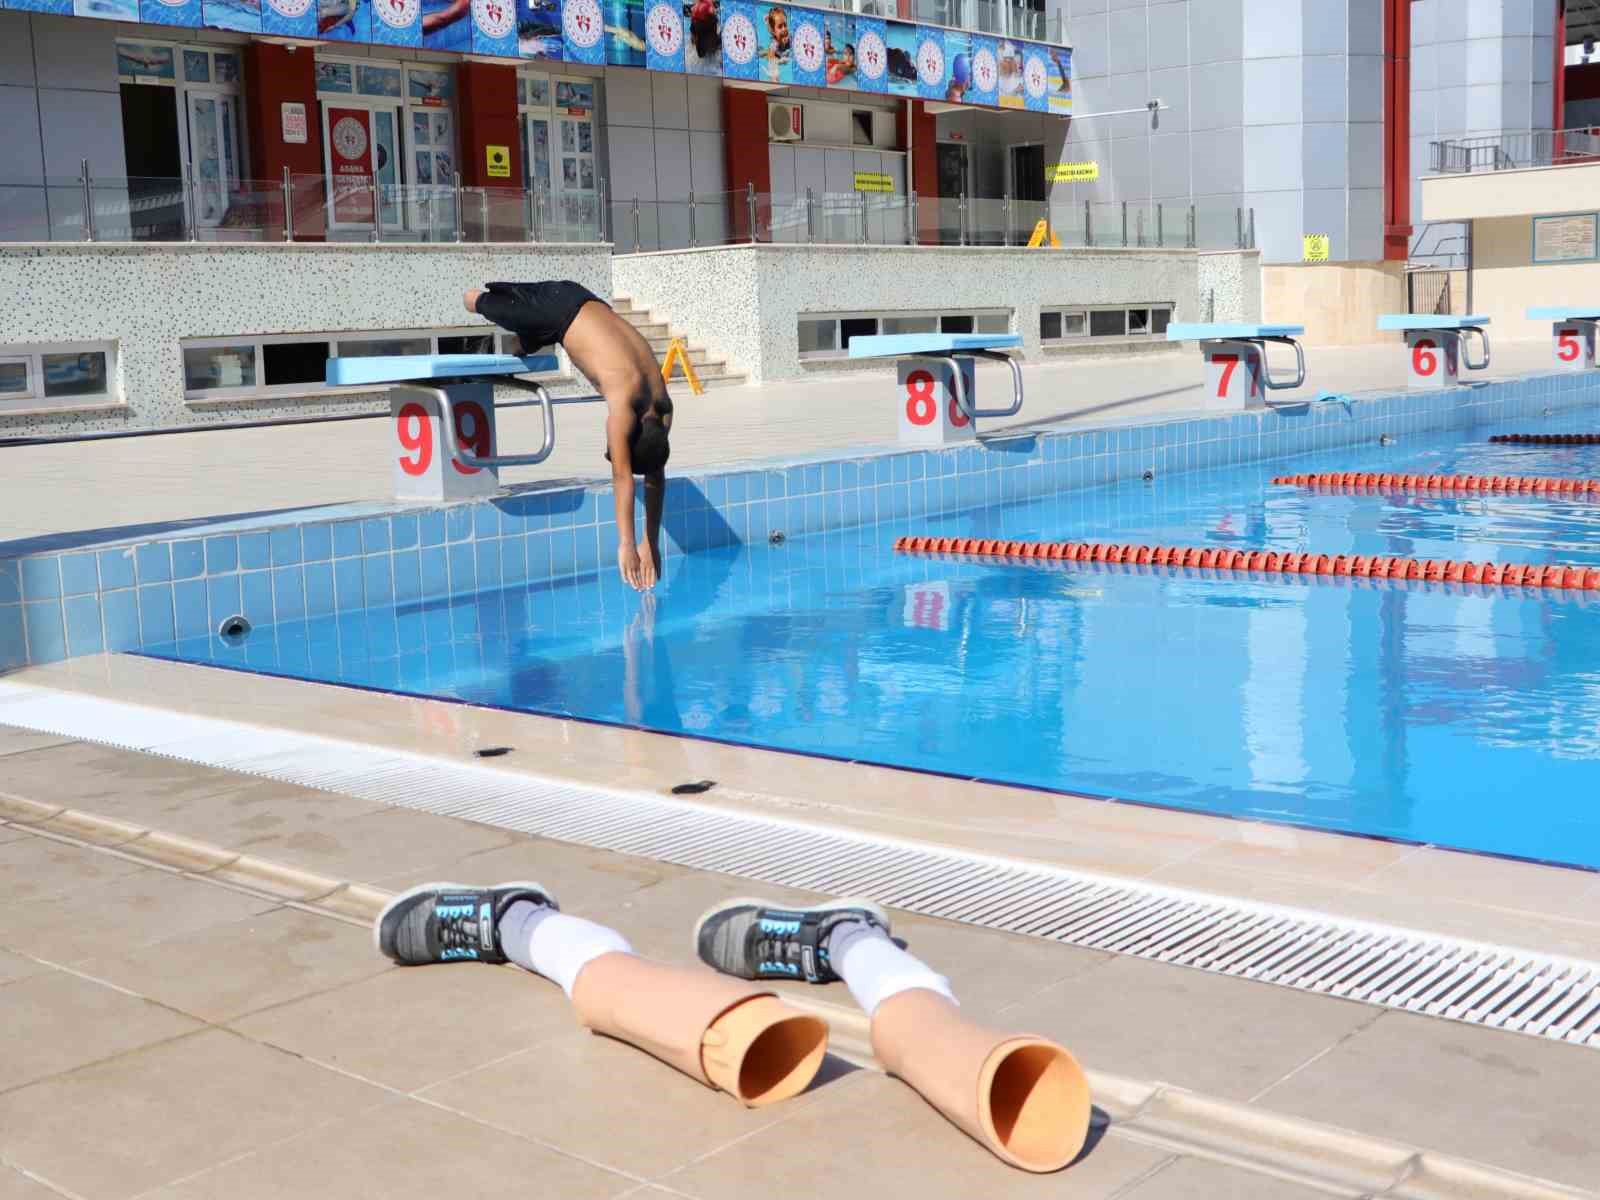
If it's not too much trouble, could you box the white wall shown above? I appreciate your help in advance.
[602,68,727,250]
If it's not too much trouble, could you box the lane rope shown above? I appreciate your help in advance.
[892,536,1600,592]
[1489,433,1600,445]
[1272,471,1600,495]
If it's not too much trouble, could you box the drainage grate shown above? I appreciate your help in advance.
[3,680,1599,1050]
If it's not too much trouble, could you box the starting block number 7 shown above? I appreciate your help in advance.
[898,359,976,444]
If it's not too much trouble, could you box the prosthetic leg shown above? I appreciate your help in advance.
[572,952,828,1107]
[870,987,1091,1172]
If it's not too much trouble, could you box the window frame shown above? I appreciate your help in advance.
[798,309,1012,360]
[179,327,543,403]
[0,342,118,411]
[1040,304,1174,345]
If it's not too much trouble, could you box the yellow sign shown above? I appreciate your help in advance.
[485,144,511,179]
[660,337,703,396]
[1025,220,1061,249]
[1302,234,1330,263]
[1046,162,1098,183]
[853,172,894,193]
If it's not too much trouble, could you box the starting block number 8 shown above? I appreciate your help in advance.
[390,381,501,500]
[898,358,976,445]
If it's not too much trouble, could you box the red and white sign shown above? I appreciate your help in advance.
[1201,339,1264,410]
[280,101,307,145]
[903,582,951,631]
[328,107,374,223]
[898,358,976,445]
[1552,322,1596,372]
[1405,330,1459,390]
[391,383,501,501]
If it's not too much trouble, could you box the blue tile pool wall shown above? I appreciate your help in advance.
[3,370,1598,671]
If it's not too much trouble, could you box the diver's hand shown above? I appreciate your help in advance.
[636,540,659,590]
[462,288,484,313]
[618,541,644,590]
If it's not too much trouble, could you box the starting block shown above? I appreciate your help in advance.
[326,353,559,500]
[848,333,1025,445]
[1376,315,1491,389]
[1527,307,1600,371]
[1164,323,1307,411]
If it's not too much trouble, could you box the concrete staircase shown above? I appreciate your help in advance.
[613,295,746,389]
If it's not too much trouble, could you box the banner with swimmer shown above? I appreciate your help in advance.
[15,0,1070,115]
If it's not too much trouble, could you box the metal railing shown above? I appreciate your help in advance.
[1,169,1256,254]
[1429,127,1600,173]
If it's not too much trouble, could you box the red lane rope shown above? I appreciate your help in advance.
[1272,471,1600,495]
[1489,434,1600,445]
[892,536,1600,592]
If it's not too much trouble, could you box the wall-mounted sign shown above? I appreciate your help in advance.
[485,143,511,177]
[280,101,308,144]
[1533,213,1599,263]
[1045,161,1097,182]
[1302,233,1330,262]
[853,172,893,193]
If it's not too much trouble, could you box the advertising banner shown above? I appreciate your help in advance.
[964,32,996,106]
[419,0,469,49]
[370,0,422,45]
[940,29,969,103]
[327,107,376,222]
[559,0,605,62]
[1021,43,1048,111]
[470,0,518,55]
[261,0,316,38]
[851,15,886,94]
[517,0,565,59]
[643,0,685,71]
[201,0,260,33]
[913,26,944,100]
[995,37,1023,108]
[1045,45,1070,113]
[319,0,371,40]
[718,0,758,78]
[788,6,825,87]
[138,0,201,26]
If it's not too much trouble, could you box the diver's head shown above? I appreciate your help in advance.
[630,414,671,475]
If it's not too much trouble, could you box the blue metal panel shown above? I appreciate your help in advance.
[1375,315,1491,331]
[1527,306,1600,321]
[846,333,1023,358]
[325,353,561,386]
[1165,323,1307,341]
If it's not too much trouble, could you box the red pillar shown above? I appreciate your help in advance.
[906,100,937,245]
[242,43,323,238]
[723,85,772,239]
[1382,0,1412,261]
[456,62,522,188]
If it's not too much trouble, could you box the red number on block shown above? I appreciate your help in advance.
[1559,331,1582,362]
[905,370,937,425]
[948,396,970,428]
[397,402,433,476]
[1413,339,1438,376]
[451,401,491,475]
[1215,353,1238,397]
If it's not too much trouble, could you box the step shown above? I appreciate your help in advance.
[622,319,671,339]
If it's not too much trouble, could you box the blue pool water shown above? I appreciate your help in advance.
[143,418,1600,870]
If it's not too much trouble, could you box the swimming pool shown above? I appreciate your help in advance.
[136,404,1600,871]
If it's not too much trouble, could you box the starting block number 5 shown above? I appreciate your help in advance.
[390,381,501,501]
[897,358,976,445]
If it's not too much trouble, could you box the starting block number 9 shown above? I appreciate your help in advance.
[897,359,977,445]
[390,383,501,501]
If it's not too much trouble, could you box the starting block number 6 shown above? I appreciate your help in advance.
[390,382,501,500]
[897,359,977,445]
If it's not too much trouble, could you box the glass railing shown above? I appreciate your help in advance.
[1,174,1254,253]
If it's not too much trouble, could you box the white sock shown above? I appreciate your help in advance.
[828,920,957,1017]
[497,901,632,998]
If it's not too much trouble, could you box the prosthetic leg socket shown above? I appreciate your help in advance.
[870,987,1090,1172]
[571,952,827,1107]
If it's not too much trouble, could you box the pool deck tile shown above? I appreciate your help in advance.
[0,1167,62,1200]
[1115,1157,1330,1200]
[1254,1010,1600,1192]
[0,834,148,902]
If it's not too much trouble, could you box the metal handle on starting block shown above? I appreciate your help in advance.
[1461,326,1491,372]
[930,349,1025,421]
[1258,337,1306,391]
[429,381,556,468]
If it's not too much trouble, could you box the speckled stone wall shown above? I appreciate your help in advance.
[614,245,1263,383]
[1196,251,1263,325]
[0,243,613,438]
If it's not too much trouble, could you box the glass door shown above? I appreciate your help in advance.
[554,113,596,238]
[521,112,552,236]
[322,102,404,237]
[407,107,455,238]
[185,92,242,229]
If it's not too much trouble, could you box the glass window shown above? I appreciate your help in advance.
[881,316,938,336]
[524,75,550,106]
[358,65,402,97]
[214,52,239,84]
[976,313,1009,334]
[1090,310,1125,337]
[941,314,974,334]
[409,67,454,104]
[799,319,839,354]
[263,341,331,387]
[0,359,29,395]
[1127,308,1150,334]
[316,61,354,93]
[337,337,430,357]
[840,317,877,349]
[41,351,107,398]
[439,334,497,355]
[184,344,256,391]
[1039,311,1061,340]
[184,50,210,84]
[555,80,594,110]
[852,111,873,146]
[1061,312,1086,336]
[1152,307,1171,334]
[116,42,176,81]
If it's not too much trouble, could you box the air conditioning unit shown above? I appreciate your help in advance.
[769,102,803,142]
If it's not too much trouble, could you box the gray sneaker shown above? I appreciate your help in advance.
[694,896,890,984]
[375,881,555,966]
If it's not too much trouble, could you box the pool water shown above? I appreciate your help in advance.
[144,419,1600,870]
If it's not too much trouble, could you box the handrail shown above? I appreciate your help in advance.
[429,377,555,468]
[934,347,1025,421]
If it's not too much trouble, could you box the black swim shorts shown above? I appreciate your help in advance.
[475,280,605,352]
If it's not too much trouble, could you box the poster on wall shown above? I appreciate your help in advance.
[605,0,646,66]
[941,29,970,103]
[913,26,944,100]
[883,20,917,98]
[851,15,886,93]
[138,0,201,27]
[683,0,719,74]
[1045,45,1070,113]
[202,0,260,32]
[3,0,72,15]
[115,40,176,78]
[643,0,684,72]
[965,33,997,106]
[718,0,758,79]
[369,0,422,45]
[1021,43,1048,111]
[787,6,825,87]
[822,13,854,88]
[559,0,605,63]
[420,0,471,50]
[471,0,518,55]
[319,0,371,40]
[753,3,790,84]
[996,37,1022,107]
[261,0,316,38]
[515,0,565,59]
[76,0,141,21]
[409,65,454,104]
[327,106,375,221]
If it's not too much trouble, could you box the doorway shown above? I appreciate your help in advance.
[1009,143,1045,201]
[119,84,184,239]
[321,101,405,237]
[935,141,968,245]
